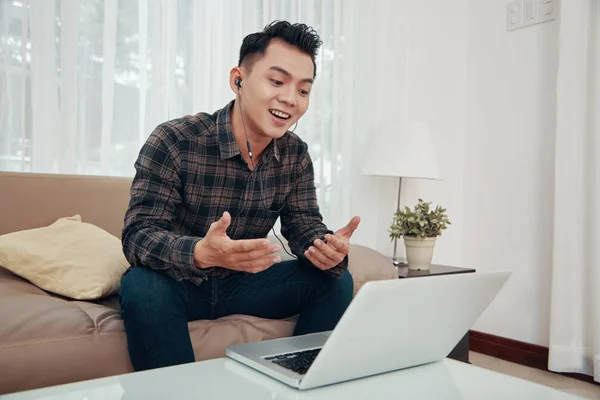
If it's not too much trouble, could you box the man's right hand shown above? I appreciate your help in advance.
[193,211,282,273]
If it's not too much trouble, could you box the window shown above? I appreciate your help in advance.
[1,0,353,224]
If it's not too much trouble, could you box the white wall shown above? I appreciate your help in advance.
[351,0,469,270]
[354,0,559,347]
[464,1,559,347]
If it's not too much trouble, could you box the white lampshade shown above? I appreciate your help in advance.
[361,120,442,180]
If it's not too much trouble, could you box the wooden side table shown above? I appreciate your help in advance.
[397,263,476,363]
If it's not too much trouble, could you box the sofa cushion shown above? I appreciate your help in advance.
[0,215,129,300]
[347,244,398,295]
[0,243,396,394]
[0,266,296,394]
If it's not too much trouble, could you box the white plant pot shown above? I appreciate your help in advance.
[404,236,436,270]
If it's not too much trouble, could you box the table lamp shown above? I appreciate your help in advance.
[361,120,442,265]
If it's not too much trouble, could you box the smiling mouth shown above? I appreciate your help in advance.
[269,109,291,120]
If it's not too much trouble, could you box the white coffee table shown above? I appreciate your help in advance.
[0,357,587,399]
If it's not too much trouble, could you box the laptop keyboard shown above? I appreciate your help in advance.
[265,348,322,375]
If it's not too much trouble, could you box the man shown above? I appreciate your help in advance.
[119,21,361,372]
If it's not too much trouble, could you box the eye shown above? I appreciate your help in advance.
[299,89,310,96]
[270,79,283,86]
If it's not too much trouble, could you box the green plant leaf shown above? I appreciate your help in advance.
[389,199,450,238]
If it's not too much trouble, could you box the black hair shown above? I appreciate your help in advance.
[238,21,323,79]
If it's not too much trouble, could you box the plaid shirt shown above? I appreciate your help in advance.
[122,100,348,285]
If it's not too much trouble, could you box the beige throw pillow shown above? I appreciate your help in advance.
[0,215,129,300]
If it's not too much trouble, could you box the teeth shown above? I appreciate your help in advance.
[270,109,290,119]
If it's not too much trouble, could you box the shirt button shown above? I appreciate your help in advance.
[240,211,246,217]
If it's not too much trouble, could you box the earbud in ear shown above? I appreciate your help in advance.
[235,78,242,90]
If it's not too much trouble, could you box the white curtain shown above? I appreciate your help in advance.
[0,0,359,229]
[549,0,600,383]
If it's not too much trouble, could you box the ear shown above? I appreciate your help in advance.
[229,67,243,94]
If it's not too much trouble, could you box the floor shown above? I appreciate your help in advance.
[469,351,600,399]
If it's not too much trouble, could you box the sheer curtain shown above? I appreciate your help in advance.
[549,0,600,382]
[0,0,357,228]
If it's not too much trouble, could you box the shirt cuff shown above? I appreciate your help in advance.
[170,236,203,271]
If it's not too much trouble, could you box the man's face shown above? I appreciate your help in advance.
[240,39,314,139]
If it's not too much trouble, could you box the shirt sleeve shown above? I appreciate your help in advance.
[279,147,348,278]
[121,126,202,275]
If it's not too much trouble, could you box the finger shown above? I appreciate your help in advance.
[305,246,335,270]
[228,238,271,253]
[350,216,361,230]
[232,244,281,264]
[208,211,232,235]
[324,234,349,255]
[239,255,281,273]
[304,248,328,270]
[219,211,232,230]
[313,238,345,264]
[335,216,361,238]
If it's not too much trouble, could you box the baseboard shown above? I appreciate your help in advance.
[469,330,599,386]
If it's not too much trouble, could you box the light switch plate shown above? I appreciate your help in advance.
[523,0,539,27]
[507,0,523,31]
[539,0,558,23]
[507,0,557,32]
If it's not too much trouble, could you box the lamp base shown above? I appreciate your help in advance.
[392,234,407,266]
[392,257,408,266]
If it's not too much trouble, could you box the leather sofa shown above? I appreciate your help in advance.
[0,172,397,395]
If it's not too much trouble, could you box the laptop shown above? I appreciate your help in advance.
[225,271,510,390]
[223,353,463,400]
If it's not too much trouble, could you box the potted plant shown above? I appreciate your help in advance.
[389,199,450,270]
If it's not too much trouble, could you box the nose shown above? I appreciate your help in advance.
[278,85,297,107]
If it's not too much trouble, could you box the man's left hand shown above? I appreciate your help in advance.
[304,216,361,270]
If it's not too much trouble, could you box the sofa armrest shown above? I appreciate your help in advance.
[347,244,397,296]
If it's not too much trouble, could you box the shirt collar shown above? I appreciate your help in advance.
[217,100,281,163]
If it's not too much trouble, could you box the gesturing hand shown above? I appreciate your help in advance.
[193,212,282,273]
[304,216,361,271]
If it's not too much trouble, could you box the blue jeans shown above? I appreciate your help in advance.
[119,260,354,371]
